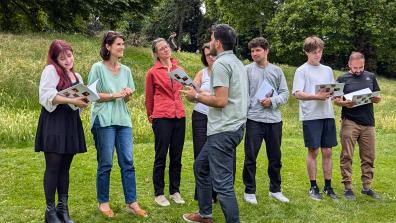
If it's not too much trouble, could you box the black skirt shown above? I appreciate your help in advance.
[35,104,87,154]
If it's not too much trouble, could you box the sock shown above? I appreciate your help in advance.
[310,180,317,188]
[325,179,331,188]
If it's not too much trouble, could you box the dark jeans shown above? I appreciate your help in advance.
[243,119,283,193]
[152,118,185,196]
[194,126,244,223]
[44,152,74,203]
[192,111,218,201]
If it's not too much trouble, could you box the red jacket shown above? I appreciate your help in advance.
[145,59,186,122]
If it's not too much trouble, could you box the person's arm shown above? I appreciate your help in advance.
[123,68,136,102]
[371,75,381,103]
[193,70,203,88]
[180,86,228,108]
[294,90,330,101]
[39,65,88,111]
[181,62,230,108]
[269,69,289,109]
[145,70,155,122]
[292,68,331,101]
[334,96,355,108]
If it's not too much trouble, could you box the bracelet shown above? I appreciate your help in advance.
[194,92,200,101]
[109,93,113,99]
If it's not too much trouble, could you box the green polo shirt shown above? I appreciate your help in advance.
[207,50,248,136]
[88,61,135,128]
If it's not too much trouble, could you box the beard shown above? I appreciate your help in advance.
[352,71,364,76]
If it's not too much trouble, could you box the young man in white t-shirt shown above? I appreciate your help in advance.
[292,36,338,201]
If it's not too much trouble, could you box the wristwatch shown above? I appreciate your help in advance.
[194,92,200,101]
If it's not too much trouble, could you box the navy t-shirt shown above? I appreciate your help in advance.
[336,71,380,126]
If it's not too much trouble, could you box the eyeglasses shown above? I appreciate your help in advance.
[158,45,170,52]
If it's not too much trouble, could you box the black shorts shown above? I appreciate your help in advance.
[302,118,337,149]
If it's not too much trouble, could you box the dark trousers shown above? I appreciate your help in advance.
[192,111,218,201]
[243,119,283,193]
[195,126,244,223]
[152,118,185,196]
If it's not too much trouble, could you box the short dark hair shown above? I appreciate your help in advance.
[248,37,269,50]
[212,24,237,51]
[200,43,210,67]
[100,31,125,60]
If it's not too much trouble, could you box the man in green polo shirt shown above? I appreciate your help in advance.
[181,24,248,223]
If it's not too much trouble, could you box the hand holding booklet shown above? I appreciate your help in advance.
[254,81,278,100]
[343,88,380,107]
[168,68,199,90]
[58,80,100,110]
[315,83,345,97]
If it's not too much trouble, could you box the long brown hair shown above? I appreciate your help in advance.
[47,40,77,90]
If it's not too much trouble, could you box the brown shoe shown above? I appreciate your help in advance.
[126,202,148,218]
[98,203,114,218]
[182,212,213,223]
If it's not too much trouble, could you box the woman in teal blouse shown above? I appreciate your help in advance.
[88,31,147,218]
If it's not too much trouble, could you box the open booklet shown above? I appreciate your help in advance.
[168,68,199,90]
[254,80,278,100]
[58,80,100,110]
[343,88,380,107]
[315,83,345,97]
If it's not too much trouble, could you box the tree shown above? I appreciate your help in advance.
[266,0,396,77]
[266,0,353,67]
[0,0,158,33]
[94,0,158,30]
[203,0,281,58]
[144,0,204,52]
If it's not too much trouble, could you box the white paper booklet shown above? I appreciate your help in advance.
[315,83,345,96]
[58,80,100,110]
[254,81,278,100]
[343,88,380,107]
[168,68,199,90]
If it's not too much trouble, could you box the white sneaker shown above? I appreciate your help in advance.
[155,195,170,206]
[269,192,289,203]
[169,192,185,204]
[243,193,258,204]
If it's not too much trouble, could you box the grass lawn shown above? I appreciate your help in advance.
[0,32,395,222]
[1,134,396,223]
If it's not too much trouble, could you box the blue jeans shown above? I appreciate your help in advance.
[194,126,244,223]
[91,118,137,204]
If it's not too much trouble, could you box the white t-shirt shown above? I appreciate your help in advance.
[292,62,335,121]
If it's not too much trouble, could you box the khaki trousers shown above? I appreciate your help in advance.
[340,119,376,189]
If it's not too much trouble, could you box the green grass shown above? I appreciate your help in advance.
[0,33,395,222]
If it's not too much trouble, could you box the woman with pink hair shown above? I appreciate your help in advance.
[35,40,88,223]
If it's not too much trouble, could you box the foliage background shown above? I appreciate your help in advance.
[1,0,395,78]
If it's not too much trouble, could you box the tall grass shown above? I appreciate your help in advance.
[3,33,394,149]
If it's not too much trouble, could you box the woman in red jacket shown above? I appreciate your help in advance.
[145,38,186,206]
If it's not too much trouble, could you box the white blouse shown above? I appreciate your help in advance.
[39,65,83,112]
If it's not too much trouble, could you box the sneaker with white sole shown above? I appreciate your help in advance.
[169,192,185,204]
[269,192,290,203]
[155,195,170,206]
[243,193,258,204]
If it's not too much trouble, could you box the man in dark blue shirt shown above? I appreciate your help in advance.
[335,51,381,200]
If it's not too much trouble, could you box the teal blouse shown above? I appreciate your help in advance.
[88,61,135,128]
